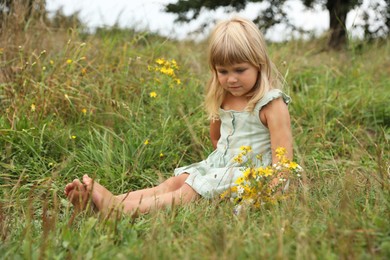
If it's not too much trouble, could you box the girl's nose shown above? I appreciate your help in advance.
[227,74,237,83]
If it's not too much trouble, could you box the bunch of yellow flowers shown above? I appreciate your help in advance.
[221,146,303,213]
[148,58,181,86]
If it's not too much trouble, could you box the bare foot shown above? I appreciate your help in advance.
[82,174,119,217]
[64,179,89,212]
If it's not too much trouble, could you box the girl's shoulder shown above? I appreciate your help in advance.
[254,89,291,112]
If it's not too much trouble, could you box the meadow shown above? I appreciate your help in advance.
[0,13,389,259]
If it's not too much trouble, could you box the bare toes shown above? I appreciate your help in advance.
[82,174,93,189]
[65,178,82,195]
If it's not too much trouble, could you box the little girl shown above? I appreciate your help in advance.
[64,17,293,216]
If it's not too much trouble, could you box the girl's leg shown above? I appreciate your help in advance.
[82,175,199,216]
[115,174,189,202]
[120,184,199,214]
[65,174,190,214]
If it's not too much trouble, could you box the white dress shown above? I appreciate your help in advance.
[174,89,291,198]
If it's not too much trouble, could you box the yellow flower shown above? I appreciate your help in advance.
[30,103,36,112]
[49,60,54,65]
[81,108,87,115]
[243,168,255,179]
[221,146,302,211]
[81,68,87,75]
[160,67,174,76]
[66,59,73,64]
[149,91,157,98]
[155,58,165,65]
[275,147,286,158]
[171,59,178,69]
[144,139,149,145]
[71,135,76,139]
[233,154,243,164]
[175,78,181,85]
[235,176,244,185]
[159,152,164,158]
[240,146,252,155]
[257,166,273,177]
[288,161,298,170]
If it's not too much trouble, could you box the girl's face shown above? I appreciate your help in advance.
[215,62,259,97]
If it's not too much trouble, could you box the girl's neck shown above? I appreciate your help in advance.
[221,93,251,111]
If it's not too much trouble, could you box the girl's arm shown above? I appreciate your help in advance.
[210,119,221,150]
[260,97,293,163]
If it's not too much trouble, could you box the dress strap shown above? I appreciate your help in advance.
[254,89,291,112]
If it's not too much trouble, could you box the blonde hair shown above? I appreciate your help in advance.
[205,17,284,119]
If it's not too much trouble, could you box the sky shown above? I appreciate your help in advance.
[45,0,378,42]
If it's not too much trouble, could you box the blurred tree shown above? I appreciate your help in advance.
[0,0,46,25]
[358,0,390,40]
[165,0,389,49]
[0,0,12,23]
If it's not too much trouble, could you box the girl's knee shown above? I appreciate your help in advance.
[179,184,199,202]
[160,174,189,192]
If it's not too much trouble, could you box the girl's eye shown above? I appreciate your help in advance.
[235,68,246,73]
[217,70,228,75]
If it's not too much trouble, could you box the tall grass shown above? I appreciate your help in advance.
[1,6,389,259]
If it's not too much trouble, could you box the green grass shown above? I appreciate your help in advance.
[0,17,389,259]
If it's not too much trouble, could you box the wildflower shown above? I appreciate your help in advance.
[149,91,157,98]
[240,145,252,155]
[258,166,273,177]
[288,161,299,170]
[233,154,243,164]
[235,176,245,185]
[81,68,87,75]
[275,147,286,158]
[160,67,174,76]
[171,59,178,69]
[159,152,164,158]
[243,168,255,179]
[66,59,72,64]
[30,104,36,112]
[49,60,54,65]
[175,78,181,85]
[42,66,46,71]
[233,204,242,215]
[144,139,149,145]
[71,135,76,139]
[222,146,302,211]
[155,58,165,65]
[81,108,87,115]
